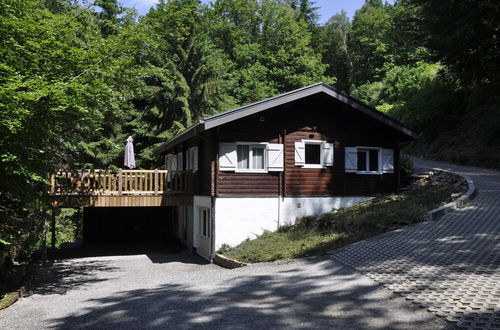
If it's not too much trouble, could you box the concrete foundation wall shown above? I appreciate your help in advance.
[213,196,371,248]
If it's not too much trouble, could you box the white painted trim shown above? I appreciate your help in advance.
[303,164,324,169]
[235,142,268,173]
[301,139,327,168]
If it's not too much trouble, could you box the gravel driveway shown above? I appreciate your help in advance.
[0,252,447,329]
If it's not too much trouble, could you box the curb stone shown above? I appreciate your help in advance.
[213,253,249,269]
[0,291,20,310]
[424,170,477,221]
[0,262,34,310]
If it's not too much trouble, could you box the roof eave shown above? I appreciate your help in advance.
[155,122,205,155]
[155,82,419,154]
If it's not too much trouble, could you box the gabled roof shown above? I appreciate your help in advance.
[157,82,418,153]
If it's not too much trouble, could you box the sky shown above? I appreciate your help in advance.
[119,0,372,23]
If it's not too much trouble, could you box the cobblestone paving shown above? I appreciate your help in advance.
[329,158,500,329]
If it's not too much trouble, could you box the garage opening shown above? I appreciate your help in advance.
[49,206,201,263]
[83,207,178,244]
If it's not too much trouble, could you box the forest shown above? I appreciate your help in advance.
[1,0,499,257]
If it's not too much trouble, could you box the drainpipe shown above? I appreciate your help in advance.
[210,196,215,262]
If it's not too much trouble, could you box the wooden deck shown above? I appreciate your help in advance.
[49,169,196,207]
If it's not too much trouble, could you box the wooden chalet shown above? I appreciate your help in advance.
[50,82,417,261]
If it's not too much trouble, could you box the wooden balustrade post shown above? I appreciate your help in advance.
[118,169,123,195]
[154,169,159,195]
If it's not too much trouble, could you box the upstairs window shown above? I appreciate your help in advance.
[345,147,393,175]
[357,148,380,172]
[219,142,284,173]
[294,140,334,168]
[237,144,266,171]
[305,143,321,165]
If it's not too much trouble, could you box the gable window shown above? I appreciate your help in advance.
[236,144,266,171]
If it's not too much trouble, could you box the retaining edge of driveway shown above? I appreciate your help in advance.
[213,253,249,269]
[424,170,477,221]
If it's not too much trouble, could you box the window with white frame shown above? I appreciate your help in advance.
[345,147,394,175]
[237,144,266,171]
[357,148,380,173]
[219,142,283,173]
[199,207,210,238]
[294,140,334,168]
[186,146,198,172]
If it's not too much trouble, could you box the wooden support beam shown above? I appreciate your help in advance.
[51,208,56,249]
[41,212,47,264]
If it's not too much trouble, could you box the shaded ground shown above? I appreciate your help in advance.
[0,251,447,329]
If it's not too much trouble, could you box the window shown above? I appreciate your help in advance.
[357,148,380,173]
[237,144,266,171]
[186,147,198,172]
[305,143,321,165]
[295,140,333,168]
[219,142,283,172]
[199,208,210,238]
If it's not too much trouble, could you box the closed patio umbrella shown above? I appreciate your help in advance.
[124,136,136,169]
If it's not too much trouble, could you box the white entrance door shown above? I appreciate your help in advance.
[197,207,211,260]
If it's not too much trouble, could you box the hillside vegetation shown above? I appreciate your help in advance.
[1,0,499,256]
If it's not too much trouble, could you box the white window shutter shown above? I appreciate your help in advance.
[170,154,178,171]
[177,152,183,171]
[345,147,357,173]
[322,142,334,166]
[186,150,191,170]
[294,141,305,166]
[219,143,237,171]
[165,155,170,170]
[267,143,284,172]
[382,149,394,173]
[192,147,198,172]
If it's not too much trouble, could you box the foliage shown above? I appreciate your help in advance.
[44,208,82,249]
[412,0,500,90]
[223,182,457,262]
[318,10,352,91]
[208,0,329,103]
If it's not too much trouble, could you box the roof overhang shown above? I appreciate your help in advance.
[156,82,419,154]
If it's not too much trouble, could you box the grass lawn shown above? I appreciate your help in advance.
[220,175,463,263]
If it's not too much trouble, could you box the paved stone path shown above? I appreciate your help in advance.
[329,158,500,329]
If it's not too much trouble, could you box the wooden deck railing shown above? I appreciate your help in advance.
[49,169,196,196]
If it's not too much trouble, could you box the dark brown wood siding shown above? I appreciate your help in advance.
[212,94,405,197]
[197,131,214,196]
[216,119,280,196]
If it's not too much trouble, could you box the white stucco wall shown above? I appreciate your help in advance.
[193,196,212,249]
[213,196,371,248]
[280,196,370,226]
[214,197,280,249]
